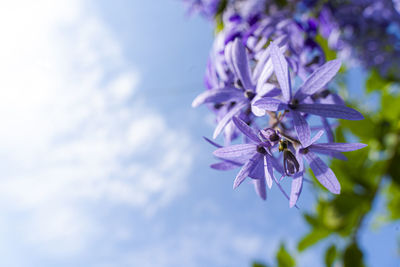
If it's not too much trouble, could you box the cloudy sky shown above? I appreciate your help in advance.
[0,0,397,266]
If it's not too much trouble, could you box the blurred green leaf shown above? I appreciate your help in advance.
[343,242,365,267]
[252,262,268,267]
[381,91,400,122]
[315,34,337,61]
[275,0,288,8]
[384,182,400,221]
[214,0,227,33]
[298,229,330,251]
[366,69,392,93]
[276,243,296,267]
[324,244,337,267]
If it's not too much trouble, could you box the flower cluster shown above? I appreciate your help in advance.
[188,0,368,206]
[321,0,400,78]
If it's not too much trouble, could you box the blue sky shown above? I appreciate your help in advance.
[0,0,397,266]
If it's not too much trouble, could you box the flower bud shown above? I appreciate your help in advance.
[259,128,280,146]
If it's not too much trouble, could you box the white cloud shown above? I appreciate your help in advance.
[0,0,192,259]
[117,221,268,267]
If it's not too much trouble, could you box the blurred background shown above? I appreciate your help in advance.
[0,0,398,266]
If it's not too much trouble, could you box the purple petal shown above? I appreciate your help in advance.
[213,144,257,159]
[253,45,271,81]
[211,160,242,170]
[233,153,262,189]
[253,176,267,200]
[262,87,282,97]
[309,143,367,153]
[192,88,244,107]
[232,116,260,143]
[232,38,254,90]
[321,117,334,142]
[264,154,274,189]
[270,154,284,174]
[203,136,222,148]
[270,41,291,102]
[294,104,364,120]
[295,59,341,101]
[311,150,348,160]
[253,97,287,111]
[249,158,265,179]
[253,35,287,81]
[289,172,303,208]
[256,59,274,92]
[292,111,311,147]
[224,41,235,74]
[303,152,340,194]
[310,130,325,145]
[213,101,247,139]
[272,173,299,209]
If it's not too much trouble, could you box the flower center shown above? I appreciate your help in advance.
[244,90,256,100]
[288,99,299,110]
[256,145,267,155]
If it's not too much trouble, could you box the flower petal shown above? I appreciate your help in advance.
[203,136,222,148]
[272,173,299,209]
[253,35,287,81]
[233,153,262,189]
[270,154,284,174]
[292,111,311,147]
[232,116,260,143]
[295,59,341,101]
[192,88,244,107]
[310,130,325,145]
[211,160,242,170]
[253,97,287,111]
[213,101,247,139]
[310,143,367,152]
[321,117,334,142]
[294,103,364,120]
[270,41,291,102]
[264,154,274,189]
[310,150,348,161]
[249,158,265,179]
[289,172,303,208]
[232,38,254,90]
[253,176,267,200]
[213,144,257,159]
[303,151,340,194]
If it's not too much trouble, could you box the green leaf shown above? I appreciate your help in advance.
[366,68,392,93]
[298,229,330,251]
[303,213,320,228]
[275,0,288,8]
[343,242,365,267]
[381,90,400,123]
[324,244,337,267]
[315,34,337,61]
[384,182,400,220]
[276,243,296,267]
[252,262,268,267]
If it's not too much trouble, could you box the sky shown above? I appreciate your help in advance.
[0,0,398,266]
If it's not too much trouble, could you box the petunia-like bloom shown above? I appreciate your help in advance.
[287,130,367,207]
[254,41,364,147]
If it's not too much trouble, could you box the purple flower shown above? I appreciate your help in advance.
[193,38,260,139]
[288,130,367,205]
[187,0,369,206]
[254,41,363,147]
[212,117,295,201]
